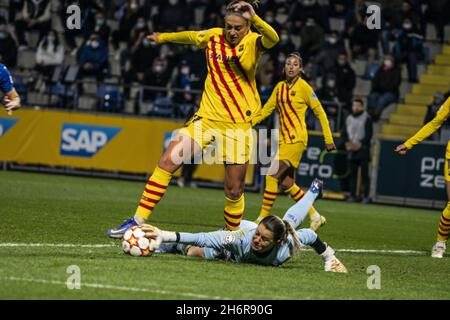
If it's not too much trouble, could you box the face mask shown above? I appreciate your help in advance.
[47,35,55,42]
[337,59,346,66]
[130,3,138,10]
[327,80,336,87]
[181,66,190,75]
[0,32,6,39]
[306,21,315,27]
[154,65,163,73]
[265,16,274,23]
[275,13,288,24]
[384,60,393,68]
[403,23,412,30]
[328,37,337,45]
[96,19,105,26]
[91,40,99,49]
[303,0,316,6]
[169,0,178,5]
[143,38,150,47]
[278,54,286,63]
[281,34,289,42]
[191,45,199,52]
[137,21,146,29]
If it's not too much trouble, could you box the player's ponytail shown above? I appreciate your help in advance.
[260,216,301,255]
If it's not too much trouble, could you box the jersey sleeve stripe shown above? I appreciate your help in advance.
[206,47,236,123]
[210,37,245,122]
[276,90,291,143]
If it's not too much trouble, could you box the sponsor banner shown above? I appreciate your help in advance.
[376,139,446,201]
[295,134,349,192]
[0,109,254,185]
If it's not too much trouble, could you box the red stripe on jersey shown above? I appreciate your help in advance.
[144,188,164,197]
[277,89,292,143]
[211,38,245,122]
[285,85,303,129]
[224,210,243,220]
[219,35,249,106]
[224,217,241,228]
[206,47,236,123]
[148,180,168,190]
[231,47,257,102]
[280,84,296,130]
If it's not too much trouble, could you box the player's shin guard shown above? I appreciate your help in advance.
[437,202,450,243]
[135,166,172,221]
[224,195,244,231]
[285,184,320,220]
[258,175,278,221]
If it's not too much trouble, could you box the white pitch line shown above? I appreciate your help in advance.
[2,276,230,300]
[0,242,433,256]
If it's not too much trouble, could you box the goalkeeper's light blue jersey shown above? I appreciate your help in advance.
[0,64,14,93]
[178,220,318,267]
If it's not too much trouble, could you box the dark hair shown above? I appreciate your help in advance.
[40,29,60,52]
[260,215,301,254]
[286,51,303,67]
[353,98,365,106]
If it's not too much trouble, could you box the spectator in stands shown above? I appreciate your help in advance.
[332,52,356,112]
[313,30,345,76]
[328,0,353,19]
[84,11,111,45]
[424,92,448,141]
[318,73,340,131]
[367,54,401,121]
[398,0,422,32]
[171,60,195,105]
[299,16,325,62]
[341,98,373,204]
[78,33,109,82]
[15,0,52,49]
[111,0,143,50]
[289,0,330,32]
[263,10,282,33]
[269,27,296,63]
[0,18,18,68]
[392,17,424,83]
[141,57,172,102]
[179,45,206,90]
[35,29,64,89]
[424,1,449,44]
[123,32,159,98]
[153,0,193,31]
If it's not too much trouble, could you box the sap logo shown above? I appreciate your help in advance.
[60,123,121,158]
[0,117,18,137]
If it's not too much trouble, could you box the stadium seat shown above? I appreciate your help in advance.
[96,84,125,112]
[147,97,176,118]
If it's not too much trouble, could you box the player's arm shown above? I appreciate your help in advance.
[147,29,211,48]
[3,88,21,115]
[308,89,335,151]
[251,85,278,126]
[395,97,450,155]
[230,1,279,50]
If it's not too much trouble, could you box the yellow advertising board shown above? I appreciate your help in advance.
[0,109,255,185]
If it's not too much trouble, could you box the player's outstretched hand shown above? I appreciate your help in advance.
[231,1,256,21]
[141,224,161,239]
[3,96,21,116]
[394,144,408,155]
[146,32,161,45]
[325,143,336,152]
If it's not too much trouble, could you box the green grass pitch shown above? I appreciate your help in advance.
[1,170,450,300]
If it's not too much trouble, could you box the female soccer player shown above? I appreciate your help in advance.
[395,96,450,258]
[144,179,347,272]
[0,64,21,115]
[107,1,279,237]
[251,52,336,229]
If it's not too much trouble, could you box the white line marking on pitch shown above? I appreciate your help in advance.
[2,276,230,300]
[0,243,433,256]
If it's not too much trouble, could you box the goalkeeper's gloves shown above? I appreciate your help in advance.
[141,224,177,251]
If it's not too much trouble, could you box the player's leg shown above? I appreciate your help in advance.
[223,163,247,230]
[281,167,326,231]
[107,133,201,238]
[256,160,290,223]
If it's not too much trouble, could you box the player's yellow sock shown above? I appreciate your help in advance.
[135,166,172,221]
[258,175,279,221]
[224,195,244,231]
[285,184,320,220]
[437,202,450,243]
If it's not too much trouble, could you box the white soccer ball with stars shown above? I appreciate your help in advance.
[122,226,153,257]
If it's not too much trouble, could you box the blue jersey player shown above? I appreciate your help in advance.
[143,179,347,272]
[0,64,21,115]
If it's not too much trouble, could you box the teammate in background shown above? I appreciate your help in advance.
[107,1,279,237]
[145,179,347,272]
[395,96,450,258]
[251,52,335,229]
[0,64,21,115]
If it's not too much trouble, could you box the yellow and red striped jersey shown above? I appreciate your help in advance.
[159,28,264,123]
[404,97,450,155]
[252,77,334,145]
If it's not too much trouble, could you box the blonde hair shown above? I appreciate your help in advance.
[226,0,260,16]
[260,216,302,255]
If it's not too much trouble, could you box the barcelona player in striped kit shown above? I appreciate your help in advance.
[251,53,335,229]
[395,97,450,258]
[107,1,279,237]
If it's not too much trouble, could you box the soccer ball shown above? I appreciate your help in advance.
[122,226,153,257]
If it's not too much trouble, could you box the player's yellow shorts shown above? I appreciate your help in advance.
[178,115,254,164]
[276,141,307,168]
[445,141,450,182]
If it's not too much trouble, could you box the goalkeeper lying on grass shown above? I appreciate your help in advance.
[143,179,347,272]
